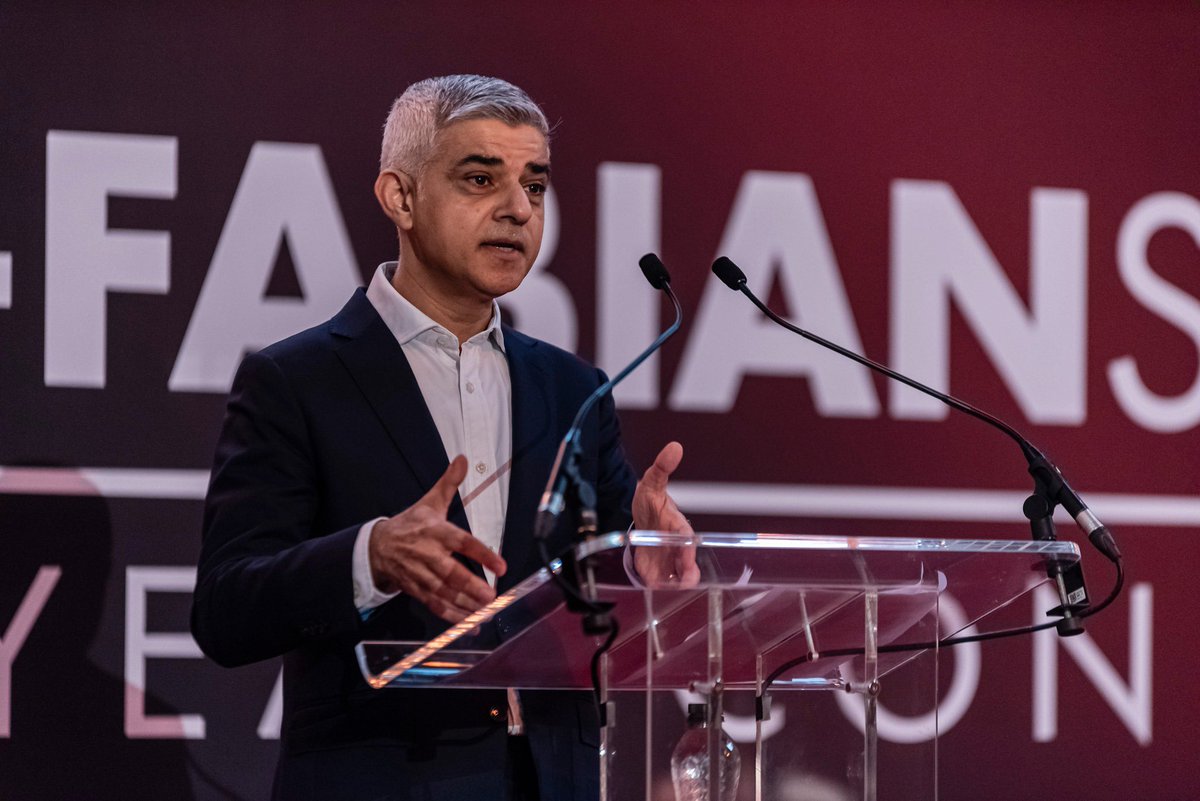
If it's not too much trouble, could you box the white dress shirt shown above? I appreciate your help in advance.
[351,262,513,610]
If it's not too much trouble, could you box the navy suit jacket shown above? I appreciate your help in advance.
[191,289,636,800]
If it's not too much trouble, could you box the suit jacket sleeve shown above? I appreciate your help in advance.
[191,349,362,668]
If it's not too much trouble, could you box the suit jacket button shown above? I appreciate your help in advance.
[488,706,503,722]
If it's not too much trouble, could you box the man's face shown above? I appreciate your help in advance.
[402,118,550,306]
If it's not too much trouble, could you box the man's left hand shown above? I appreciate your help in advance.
[632,441,700,587]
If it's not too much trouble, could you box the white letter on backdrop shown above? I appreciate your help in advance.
[1032,582,1153,745]
[671,171,879,415]
[125,567,205,739]
[1109,192,1200,433]
[45,131,176,387]
[0,567,61,737]
[170,143,360,392]
[596,163,661,408]
[890,182,1087,424]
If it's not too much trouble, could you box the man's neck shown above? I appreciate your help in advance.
[390,263,493,344]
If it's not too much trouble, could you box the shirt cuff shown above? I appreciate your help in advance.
[353,517,402,611]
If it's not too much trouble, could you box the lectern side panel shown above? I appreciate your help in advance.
[707,587,861,685]
[609,684,939,801]
[760,657,939,800]
[613,586,893,689]
[935,555,1073,635]
[760,583,941,687]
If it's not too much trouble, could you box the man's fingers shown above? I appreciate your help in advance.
[421,455,468,513]
[440,560,499,607]
[406,558,494,621]
[422,573,491,621]
[425,597,472,624]
[426,543,499,604]
[671,507,695,535]
[449,531,508,578]
[441,585,490,616]
[676,545,701,587]
[640,441,683,491]
[421,521,506,578]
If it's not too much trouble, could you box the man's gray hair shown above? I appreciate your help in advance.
[379,75,550,174]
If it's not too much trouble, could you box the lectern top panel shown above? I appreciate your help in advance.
[603,530,1079,557]
[356,532,1081,690]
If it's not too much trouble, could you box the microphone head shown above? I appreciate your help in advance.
[638,253,671,289]
[712,257,747,290]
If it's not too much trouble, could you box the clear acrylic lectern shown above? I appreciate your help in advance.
[357,531,1081,800]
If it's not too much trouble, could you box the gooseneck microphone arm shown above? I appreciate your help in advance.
[530,254,682,727]
[711,256,1122,637]
[711,257,1033,459]
[533,253,682,545]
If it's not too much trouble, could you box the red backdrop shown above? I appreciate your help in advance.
[1,2,1197,798]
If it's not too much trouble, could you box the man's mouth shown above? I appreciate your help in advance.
[482,240,524,254]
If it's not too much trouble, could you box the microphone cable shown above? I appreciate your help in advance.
[707,256,1125,701]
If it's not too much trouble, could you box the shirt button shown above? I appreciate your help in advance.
[465,381,475,393]
[476,462,487,474]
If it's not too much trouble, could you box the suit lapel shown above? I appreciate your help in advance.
[328,292,560,585]
[330,290,468,530]
[499,327,561,592]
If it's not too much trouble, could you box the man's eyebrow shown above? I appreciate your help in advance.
[455,154,551,178]
[456,154,503,168]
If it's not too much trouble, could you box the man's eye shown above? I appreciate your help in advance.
[468,175,490,187]
[526,182,546,195]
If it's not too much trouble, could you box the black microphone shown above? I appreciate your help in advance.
[534,253,683,541]
[711,255,1121,633]
[639,253,671,289]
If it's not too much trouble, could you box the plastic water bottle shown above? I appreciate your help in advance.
[669,703,741,801]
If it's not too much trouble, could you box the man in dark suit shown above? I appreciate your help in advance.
[191,75,697,800]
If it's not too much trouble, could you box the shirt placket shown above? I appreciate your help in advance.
[460,339,503,580]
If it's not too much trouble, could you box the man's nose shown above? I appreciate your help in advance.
[494,180,533,225]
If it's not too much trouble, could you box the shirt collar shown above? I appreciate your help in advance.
[366,262,506,352]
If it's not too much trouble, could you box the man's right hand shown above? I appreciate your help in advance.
[368,455,507,623]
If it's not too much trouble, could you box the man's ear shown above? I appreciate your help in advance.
[374,170,416,230]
